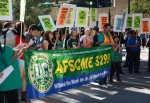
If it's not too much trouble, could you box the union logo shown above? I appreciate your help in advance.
[29,53,53,93]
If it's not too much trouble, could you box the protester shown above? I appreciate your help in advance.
[147,35,150,72]
[54,31,63,49]
[0,31,22,103]
[83,28,93,48]
[42,30,55,50]
[67,29,80,49]
[25,24,41,51]
[127,30,141,74]
[14,22,28,101]
[110,36,122,83]
[98,23,114,88]
[93,29,99,47]
[0,22,17,48]
[140,33,147,48]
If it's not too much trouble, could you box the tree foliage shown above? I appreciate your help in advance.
[13,0,52,27]
[131,0,150,17]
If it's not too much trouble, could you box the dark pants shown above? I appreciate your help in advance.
[124,48,130,66]
[128,50,140,73]
[99,77,107,85]
[148,49,150,71]
[0,89,19,103]
[142,38,146,48]
[110,62,121,80]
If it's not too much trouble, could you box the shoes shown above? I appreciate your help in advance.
[100,84,109,88]
[147,70,150,72]
[107,83,112,87]
[120,72,125,75]
[116,79,122,82]
[21,92,27,102]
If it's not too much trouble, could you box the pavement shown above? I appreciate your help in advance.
[21,48,150,103]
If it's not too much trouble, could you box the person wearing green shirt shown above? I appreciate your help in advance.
[110,36,122,83]
[0,43,22,103]
[98,23,115,88]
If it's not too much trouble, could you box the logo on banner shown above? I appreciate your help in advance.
[29,53,54,93]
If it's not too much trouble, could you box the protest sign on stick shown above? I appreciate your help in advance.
[114,15,124,32]
[99,14,108,31]
[20,0,26,22]
[64,4,76,27]
[132,13,143,30]
[90,8,97,26]
[124,14,132,29]
[38,15,56,32]
[141,18,150,33]
[0,0,13,20]
[56,5,70,28]
[75,7,89,27]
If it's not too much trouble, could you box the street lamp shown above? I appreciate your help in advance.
[90,1,93,6]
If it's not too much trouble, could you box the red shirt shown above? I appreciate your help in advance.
[15,35,27,60]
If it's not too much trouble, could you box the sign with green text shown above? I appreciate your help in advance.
[25,46,111,99]
[38,15,56,32]
[75,7,89,27]
[132,13,143,30]
[0,0,13,20]
[124,14,132,28]
[90,8,97,26]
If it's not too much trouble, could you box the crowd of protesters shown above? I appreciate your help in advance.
[0,21,150,103]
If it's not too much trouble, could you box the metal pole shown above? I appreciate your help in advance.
[128,0,130,14]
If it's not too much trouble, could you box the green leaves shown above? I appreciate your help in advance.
[131,0,150,17]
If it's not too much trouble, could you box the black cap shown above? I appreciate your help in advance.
[129,30,136,35]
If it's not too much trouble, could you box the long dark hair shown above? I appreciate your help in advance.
[53,31,61,41]
[15,22,25,39]
[43,30,55,44]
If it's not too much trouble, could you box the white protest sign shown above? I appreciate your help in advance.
[113,15,125,32]
[132,13,143,30]
[38,15,56,32]
[56,5,70,28]
[141,18,150,33]
[75,7,89,27]
[99,14,108,31]
[124,14,132,29]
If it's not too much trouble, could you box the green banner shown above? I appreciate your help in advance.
[25,46,111,99]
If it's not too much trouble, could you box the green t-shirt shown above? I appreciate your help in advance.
[111,49,122,62]
[98,32,111,43]
[67,38,79,48]
[0,45,22,91]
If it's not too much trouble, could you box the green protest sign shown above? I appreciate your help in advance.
[25,46,111,99]
[91,8,96,22]
[0,0,13,20]
[126,16,132,28]
[132,13,142,30]
[76,7,89,27]
[38,15,56,32]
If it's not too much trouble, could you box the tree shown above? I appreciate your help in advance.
[13,0,52,27]
[130,0,150,17]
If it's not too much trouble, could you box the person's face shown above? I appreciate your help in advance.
[105,26,111,33]
[30,29,38,37]
[11,24,15,29]
[49,33,53,39]
[114,37,119,42]
[72,31,77,37]
[56,32,60,38]
[85,30,91,36]
[131,33,136,38]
